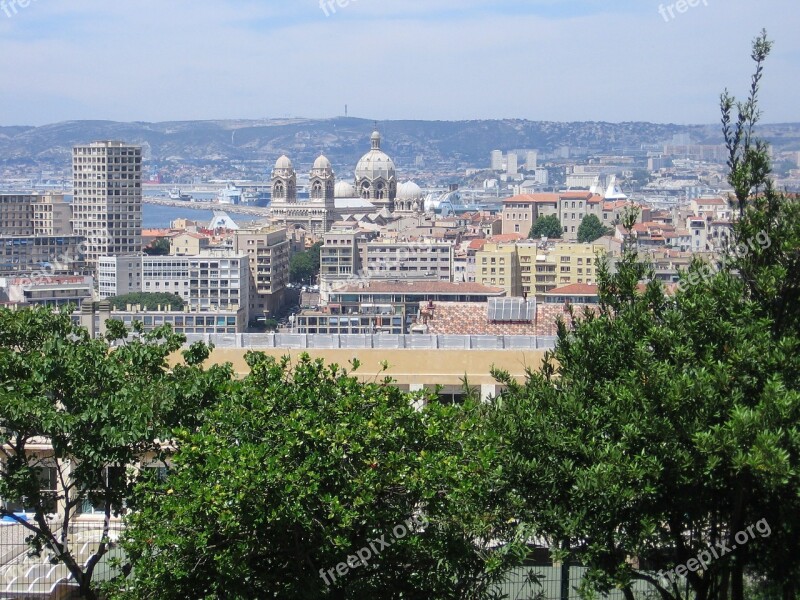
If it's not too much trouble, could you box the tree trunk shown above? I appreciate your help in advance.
[731,562,744,600]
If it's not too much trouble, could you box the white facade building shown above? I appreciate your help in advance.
[98,251,251,322]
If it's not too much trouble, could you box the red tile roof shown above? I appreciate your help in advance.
[468,239,488,250]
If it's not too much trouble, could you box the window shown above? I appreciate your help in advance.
[4,465,58,513]
[78,466,126,515]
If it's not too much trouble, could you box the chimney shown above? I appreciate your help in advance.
[98,300,112,338]
[79,302,96,339]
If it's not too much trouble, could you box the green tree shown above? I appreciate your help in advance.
[114,355,523,599]
[577,214,612,243]
[290,251,315,284]
[492,32,800,600]
[109,292,185,311]
[0,307,232,600]
[143,238,170,256]
[529,214,563,239]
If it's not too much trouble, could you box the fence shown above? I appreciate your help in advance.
[496,564,658,600]
[184,333,558,351]
[0,519,124,599]
[0,519,661,600]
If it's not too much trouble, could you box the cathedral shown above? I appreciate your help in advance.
[268,131,422,234]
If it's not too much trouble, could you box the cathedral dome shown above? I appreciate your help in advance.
[274,155,293,170]
[355,131,396,182]
[398,180,422,200]
[335,181,356,198]
[313,155,332,171]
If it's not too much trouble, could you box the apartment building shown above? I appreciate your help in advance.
[474,243,521,296]
[362,239,453,282]
[98,251,251,323]
[79,302,245,336]
[72,141,142,267]
[0,275,93,307]
[170,232,210,256]
[502,192,629,241]
[0,192,85,277]
[0,235,86,277]
[318,227,454,302]
[233,226,290,318]
[477,241,608,297]
[32,194,72,235]
[0,194,35,236]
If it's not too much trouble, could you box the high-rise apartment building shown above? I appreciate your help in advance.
[72,141,142,267]
[490,150,504,171]
[233,226,290,318]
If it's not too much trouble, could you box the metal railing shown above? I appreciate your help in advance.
[184,333,558,350]
[0,519,124,598]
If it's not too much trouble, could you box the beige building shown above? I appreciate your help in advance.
[475,243,521,296]
[170,232,210,256]
[72,141,142,267]
[502,192,626,241]
[32,194,72,235]
[233,226,290,319]
[477,240,608,297]
[318,227,454,302]
[0,194,35,236]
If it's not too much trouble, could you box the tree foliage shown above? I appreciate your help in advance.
[109,292,185,311]
[288,241,323,284]
[143,238,171,256]
[577,214,612,243]
[0,307,232,600]
[529,214,563,239]
[114,355,523,599]
[290,251,315,284]
[492,31,800,600]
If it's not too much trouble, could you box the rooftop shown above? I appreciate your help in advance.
[332,281,505,295]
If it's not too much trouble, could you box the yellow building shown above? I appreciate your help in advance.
[477,241,607,297]
[475,243,520,296]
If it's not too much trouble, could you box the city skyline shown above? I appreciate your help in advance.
[0,0,798,126]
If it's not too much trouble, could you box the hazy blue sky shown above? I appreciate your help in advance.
[0,0,797,125]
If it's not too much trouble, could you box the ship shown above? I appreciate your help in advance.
[168,188,193,201]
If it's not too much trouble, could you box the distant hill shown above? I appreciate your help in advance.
[1,118,799,170]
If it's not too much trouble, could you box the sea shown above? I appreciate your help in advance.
[62,194,259,229]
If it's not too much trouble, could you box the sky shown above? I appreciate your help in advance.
[0,0,798,126]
